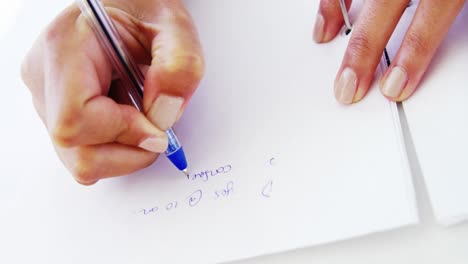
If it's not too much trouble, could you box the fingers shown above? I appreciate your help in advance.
[57,143,158,185]
[22,1,204,184]
[314,0,352,43]
[380,0,466,101]
[100,1,204,130]
[52,95,168,152]
[36,5,167,152]
[334,0,410,104]
[143,4,205,130]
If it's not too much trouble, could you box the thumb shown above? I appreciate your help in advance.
[142,4,205,131]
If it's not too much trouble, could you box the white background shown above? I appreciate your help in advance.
[2,1,467,263]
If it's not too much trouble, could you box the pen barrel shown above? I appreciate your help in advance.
[165,128,182,155]
[77,0,145,111]
[77,0,189,171]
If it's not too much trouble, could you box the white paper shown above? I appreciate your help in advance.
[388,2,468,226]
[1,1,417,263]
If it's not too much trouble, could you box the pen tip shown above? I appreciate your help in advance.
[183,168,190,179]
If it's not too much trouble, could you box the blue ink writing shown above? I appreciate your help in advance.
[262,180,273,198]
[190,165,232,182]
[139,206,159,215]
[166,201,178,211]
[269,158,276,166]
[188,190,203,207]
[214,181,234,199]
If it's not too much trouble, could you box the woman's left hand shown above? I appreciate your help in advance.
[314,0,466,104]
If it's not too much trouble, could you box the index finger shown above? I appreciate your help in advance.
[39,5,167,152]
[142,4,205,131]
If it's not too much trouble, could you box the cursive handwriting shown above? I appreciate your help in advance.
[165,201,178,211]
[214,181,234,199]
[190,165,232,182]
[136,158,280,218]
[137,190,203,217]
[138,206,159,216]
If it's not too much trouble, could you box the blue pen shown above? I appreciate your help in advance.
[77,0,190,177]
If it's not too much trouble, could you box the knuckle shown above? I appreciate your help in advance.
[73,167,98,186]
[404,31,430,56]
[43,23,63,48]
[50,111,81,148]
[347,31,374,58]
[43,4,78,46]
[156,51,205,91]
[70,148,98,185]
[186,53,205,82]
[172,8,194,25]
[161,52,205,80]
[110,106,131,142]
[164,5,195,28]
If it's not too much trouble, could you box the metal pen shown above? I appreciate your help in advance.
[76,0,190,177]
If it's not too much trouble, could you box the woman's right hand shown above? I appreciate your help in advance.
[21,0,205,185]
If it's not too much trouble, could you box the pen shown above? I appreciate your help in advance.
[76,0,190,178]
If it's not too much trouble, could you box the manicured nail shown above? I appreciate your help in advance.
[381,66,407,98]
[148,94,184,130]
[334,67,358,104]
[313,13,325,43]
[139,136,168,153]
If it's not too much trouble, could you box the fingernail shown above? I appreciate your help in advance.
[334,68,358,104]
[139,136,168,153]
[148,94,184,130]
[381,66,407,98]
[313,13,325,43]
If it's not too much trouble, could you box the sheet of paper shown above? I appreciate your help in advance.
[387,2,468,226]
[1,0,417,263]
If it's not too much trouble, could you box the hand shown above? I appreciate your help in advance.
[313,0,466,104]
[21,0,204,185]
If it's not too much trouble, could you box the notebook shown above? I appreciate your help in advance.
[387,2,468,226]
[1,0,418,263]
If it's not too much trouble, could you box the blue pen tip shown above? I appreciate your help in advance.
[167,147,188,173]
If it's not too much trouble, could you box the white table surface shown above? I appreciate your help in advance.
[233,105,468,264]
[3,2,467,263]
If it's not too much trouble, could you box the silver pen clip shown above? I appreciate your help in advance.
[338,0,352,34]
[338,0,413,35]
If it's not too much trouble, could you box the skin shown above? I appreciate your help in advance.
[314,0,466,104]
[22,0,466,184]
[21,0,204,185]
